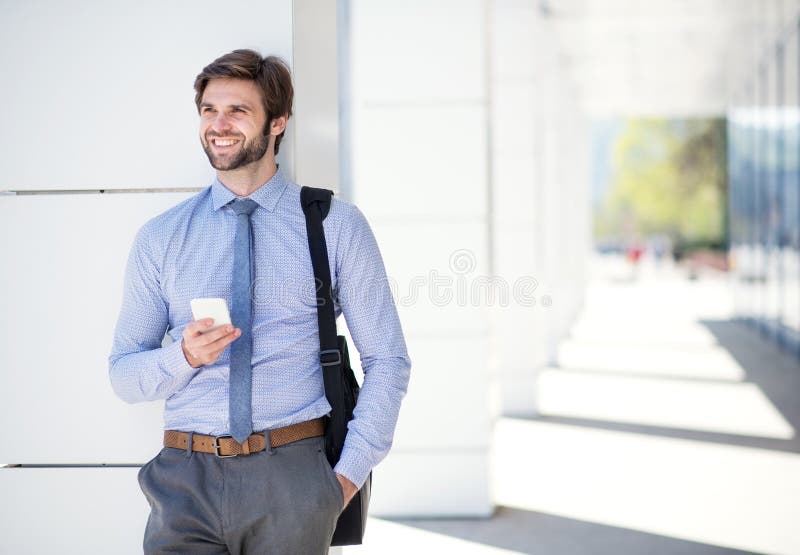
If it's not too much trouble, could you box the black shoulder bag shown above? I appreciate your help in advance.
[300,186,371,546]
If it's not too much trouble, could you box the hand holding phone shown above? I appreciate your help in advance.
[182,298,240,368]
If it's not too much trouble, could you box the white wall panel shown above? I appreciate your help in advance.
[492,83,538,156]
[389,336,491,449]
[0,192,194,463]
[492,2,539,80]
[0,468,148,554]
[0,0,294,191]
[370,221,490,335]
[492,157,537,233]
[351,0,486,102]
[369,450,491,517]
[354,105,489,219]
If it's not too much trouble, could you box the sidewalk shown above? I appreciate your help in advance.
[344,254,800,555]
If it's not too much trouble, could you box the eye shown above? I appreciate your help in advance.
[232,108,244,113]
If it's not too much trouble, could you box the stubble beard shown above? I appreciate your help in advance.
[203,131,270,171]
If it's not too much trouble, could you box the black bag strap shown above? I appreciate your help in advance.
[300,186,347,458]
[300,187,337,356]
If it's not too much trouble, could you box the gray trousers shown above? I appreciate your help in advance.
[137,433,344,554]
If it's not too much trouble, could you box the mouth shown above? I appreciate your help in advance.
[209,137,241,151]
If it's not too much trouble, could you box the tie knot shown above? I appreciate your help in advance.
[230,198,258,217]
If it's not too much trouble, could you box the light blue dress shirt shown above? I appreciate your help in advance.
[108,168,411,488]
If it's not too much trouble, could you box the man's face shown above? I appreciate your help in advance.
[199,78,270,171]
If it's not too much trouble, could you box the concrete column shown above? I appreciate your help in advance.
[489,0,590,416]
[489,0,549,416]
[342,0,493,517]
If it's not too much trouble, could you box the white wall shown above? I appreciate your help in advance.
[343,0,494,517]
[0,0,295,191]
[0,1,341,552]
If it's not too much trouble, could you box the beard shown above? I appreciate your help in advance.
[202,130,270,171]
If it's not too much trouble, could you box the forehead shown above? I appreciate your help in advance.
[201,78,264,109]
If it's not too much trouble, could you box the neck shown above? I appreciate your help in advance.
[217,154,278,197]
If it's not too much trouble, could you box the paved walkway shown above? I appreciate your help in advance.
[343,255,800,555]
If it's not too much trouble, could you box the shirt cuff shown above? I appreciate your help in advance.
[159,337,198,380]
[333,444,373,490]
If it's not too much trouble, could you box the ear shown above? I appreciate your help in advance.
[269,114,288,136]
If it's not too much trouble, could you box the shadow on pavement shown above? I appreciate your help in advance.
[387,507,761,555]
[386,318,798,554]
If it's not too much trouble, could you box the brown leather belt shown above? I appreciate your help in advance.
[163,417,325,457]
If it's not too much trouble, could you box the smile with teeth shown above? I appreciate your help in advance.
[212,138,240,148]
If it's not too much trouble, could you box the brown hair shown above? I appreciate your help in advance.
[194,49,293,155]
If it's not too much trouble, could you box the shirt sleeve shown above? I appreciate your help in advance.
[331,203,412,489]
[108,223,199,403]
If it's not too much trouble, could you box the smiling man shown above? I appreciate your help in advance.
[109,49,411,554]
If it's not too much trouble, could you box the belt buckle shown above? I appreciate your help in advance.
[213,435,237,458]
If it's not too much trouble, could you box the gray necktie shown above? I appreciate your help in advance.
[229,198,258,445]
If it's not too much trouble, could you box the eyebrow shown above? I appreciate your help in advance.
[200,102,254,111]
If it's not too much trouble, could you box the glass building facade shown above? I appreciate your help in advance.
[728,20,800,358]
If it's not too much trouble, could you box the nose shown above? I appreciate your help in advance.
[210,112,233,134]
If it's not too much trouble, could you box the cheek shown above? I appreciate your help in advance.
[236,123,259,142]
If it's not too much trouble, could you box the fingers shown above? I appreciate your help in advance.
[184,318,215,337]
[182,319,242,367]
[197,323,240,347]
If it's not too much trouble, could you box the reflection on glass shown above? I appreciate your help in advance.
[727,25,800,357]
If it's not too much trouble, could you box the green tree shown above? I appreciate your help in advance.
[595,118,727,248]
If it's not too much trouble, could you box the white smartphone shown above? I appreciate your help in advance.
[190,298,232,333]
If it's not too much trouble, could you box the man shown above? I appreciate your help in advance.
[109,49,411,554]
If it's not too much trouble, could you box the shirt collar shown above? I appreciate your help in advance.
[211,166,290,212]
